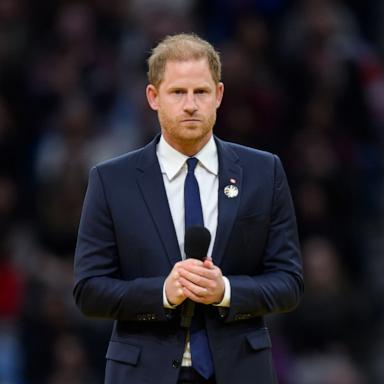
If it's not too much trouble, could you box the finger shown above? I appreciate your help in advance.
[180,263,219,279]
[178,268,212,287]
[181,265,222,283]
[203,258,214,269]
[178,259,204,268]
[165,279,186,306]
[179,276,209,297]
[173,287,184,299]
[182,287,211,304]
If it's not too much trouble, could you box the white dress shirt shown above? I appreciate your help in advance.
[157,135,218,259]
[156,135,230,366]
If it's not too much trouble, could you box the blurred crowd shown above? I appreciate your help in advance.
[1,0,384,383]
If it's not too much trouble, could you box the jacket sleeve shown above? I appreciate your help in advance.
[223,155,304,322]
[73,166,172,322]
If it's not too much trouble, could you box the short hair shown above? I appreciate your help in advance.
[147,33,221,87]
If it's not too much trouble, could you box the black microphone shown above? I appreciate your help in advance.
[180,226,211,328]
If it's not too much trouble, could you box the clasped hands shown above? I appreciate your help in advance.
[165,258,225,306]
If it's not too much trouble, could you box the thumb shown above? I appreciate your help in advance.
[203,257,214,269]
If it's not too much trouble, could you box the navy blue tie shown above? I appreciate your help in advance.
[184,157,214,379]
[184,158,204,228]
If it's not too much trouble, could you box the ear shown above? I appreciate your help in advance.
[146,84,159,111]
[216,82,224,108]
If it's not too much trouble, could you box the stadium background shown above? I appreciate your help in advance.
[0,0,383,383]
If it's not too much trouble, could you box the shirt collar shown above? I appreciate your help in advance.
[157,135,218,181]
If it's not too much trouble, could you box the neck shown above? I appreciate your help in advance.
[162,133,212,157]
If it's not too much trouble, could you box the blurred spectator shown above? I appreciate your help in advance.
[289,351,366,384]
[0,98,24,180]
[21,282,104,383]
[47,332,96,384]
[281,236,376,377]
[0,0,28,83]
[34,95,93,256]
[0,236,25,384]
[217,13,283,151]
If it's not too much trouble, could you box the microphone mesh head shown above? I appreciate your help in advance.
[184,227,211,260]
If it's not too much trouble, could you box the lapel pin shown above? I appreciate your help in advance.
[229,178,236,184]
[224,184,239,198]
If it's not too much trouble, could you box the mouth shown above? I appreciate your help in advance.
[180,119,201,123]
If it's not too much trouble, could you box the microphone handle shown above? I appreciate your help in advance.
[181,227,211,328]
[180,299,194,328]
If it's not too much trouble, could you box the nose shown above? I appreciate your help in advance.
[183,92,198,114]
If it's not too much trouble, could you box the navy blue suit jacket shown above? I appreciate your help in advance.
[73,135,303,384]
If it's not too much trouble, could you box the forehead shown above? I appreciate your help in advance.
[161,58,215,85]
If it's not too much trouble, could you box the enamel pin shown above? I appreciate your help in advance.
[224,184,239,198]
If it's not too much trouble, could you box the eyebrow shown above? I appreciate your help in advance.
[167,85,212,91]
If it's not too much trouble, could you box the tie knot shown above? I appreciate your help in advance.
[186,157,198,173]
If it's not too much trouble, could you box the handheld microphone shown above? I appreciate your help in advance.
[180,226,211,328]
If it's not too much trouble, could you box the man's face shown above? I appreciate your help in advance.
[146,58,224,154]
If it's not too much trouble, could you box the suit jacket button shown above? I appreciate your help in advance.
[172,360,181,368]
[165,311,173,320]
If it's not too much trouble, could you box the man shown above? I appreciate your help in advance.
[73,33,303,384]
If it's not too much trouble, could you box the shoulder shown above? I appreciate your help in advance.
[94,148,142,172]
[91,136,158,177]
[216,137,278,166]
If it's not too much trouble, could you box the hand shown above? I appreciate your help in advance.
[177,257,225,305]
[164,259,199,306]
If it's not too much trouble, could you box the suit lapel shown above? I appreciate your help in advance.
[136,136,182,267]
[212,138,242,266]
